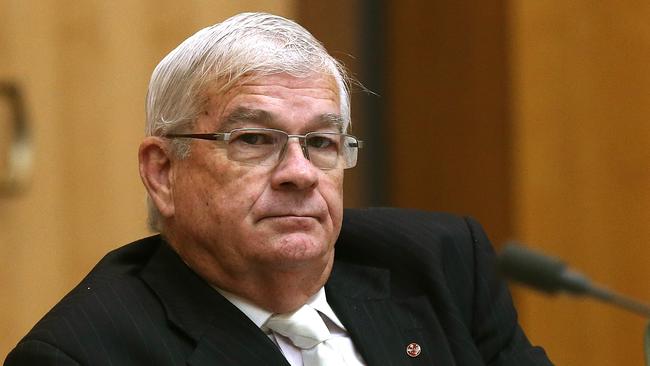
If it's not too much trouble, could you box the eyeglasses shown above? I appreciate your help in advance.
[164,128,363,170]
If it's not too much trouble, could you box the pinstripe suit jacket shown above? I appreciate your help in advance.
[5,208,552,365]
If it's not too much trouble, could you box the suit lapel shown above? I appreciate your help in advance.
[140,239,289,366]
[186,317,288,366]
[326,261,457,366]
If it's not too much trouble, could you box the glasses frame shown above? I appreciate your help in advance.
[164,127,363,170]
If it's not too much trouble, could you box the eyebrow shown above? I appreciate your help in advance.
[218,108,271,131]
[319,113,345,132]
[219,107,344,132]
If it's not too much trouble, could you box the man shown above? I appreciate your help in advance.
[5,12,552,366]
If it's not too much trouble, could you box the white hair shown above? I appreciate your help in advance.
[144,12,351,231]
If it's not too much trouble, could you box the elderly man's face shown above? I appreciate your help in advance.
[168,73,344,278]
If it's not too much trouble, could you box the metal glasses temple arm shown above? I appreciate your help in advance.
[163,133,228,141]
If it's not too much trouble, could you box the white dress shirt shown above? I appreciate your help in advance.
[216,287,366,366]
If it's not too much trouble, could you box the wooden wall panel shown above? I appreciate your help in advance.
[385,0,650,364]
[385,0,513,247]
[510,1,650,364]
[0,0,296,358]
[0,0,70,357]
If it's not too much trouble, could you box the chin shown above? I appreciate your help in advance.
[272,233,333,263]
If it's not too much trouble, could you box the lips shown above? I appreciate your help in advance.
[254,207,325,223]
[258,213,321,221]
[253,198,327,224]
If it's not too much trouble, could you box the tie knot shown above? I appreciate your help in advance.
[265,305,331,349]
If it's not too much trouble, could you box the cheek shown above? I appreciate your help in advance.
[203,165,270,217]
[174,153,264,216]
[321,171,345,225]
[324,170,344,199]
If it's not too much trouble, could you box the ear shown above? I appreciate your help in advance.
[139,137,175,219]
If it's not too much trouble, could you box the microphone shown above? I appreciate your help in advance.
[497,242,650,318]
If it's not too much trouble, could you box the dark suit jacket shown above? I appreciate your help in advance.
[5,208,552,365]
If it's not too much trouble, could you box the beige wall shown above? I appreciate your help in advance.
[0,0,295,358]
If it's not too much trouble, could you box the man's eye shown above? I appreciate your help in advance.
[307,135,337,149]
[235,133,274,145]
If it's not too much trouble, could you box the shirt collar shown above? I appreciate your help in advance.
[215,287,346,331]
[307,287,347,330]
[215,288,273,329]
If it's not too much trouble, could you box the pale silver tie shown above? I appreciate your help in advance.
[265,305,345,366]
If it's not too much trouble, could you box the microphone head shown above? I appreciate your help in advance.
[498,243,572,294]
[499,243,650,317]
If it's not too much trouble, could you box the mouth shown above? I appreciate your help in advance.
[257,215,321,233]
[256,212,323,224]
[260,214,319,220]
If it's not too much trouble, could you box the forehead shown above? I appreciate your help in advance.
[231,72,339,96]
[202,73,341,131]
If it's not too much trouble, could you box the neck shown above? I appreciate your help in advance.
[169,238,335,314]
[224,262,333,313]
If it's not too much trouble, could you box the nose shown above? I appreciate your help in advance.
[270,139,319,190]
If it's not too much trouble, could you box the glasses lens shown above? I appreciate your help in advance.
[342,136,359,168]
[305,133,342,169]
[227,129,286,165]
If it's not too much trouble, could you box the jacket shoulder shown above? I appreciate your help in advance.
[338,207,479,265]
[5,236,180,365]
